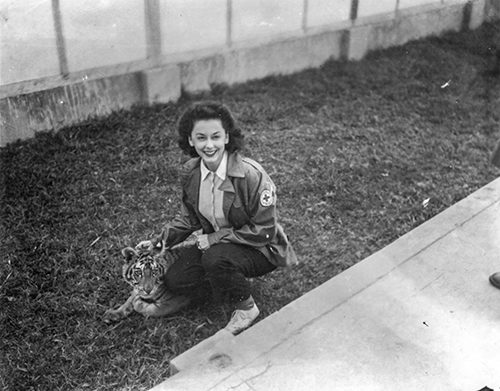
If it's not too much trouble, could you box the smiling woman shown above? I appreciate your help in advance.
[134,101,297,335]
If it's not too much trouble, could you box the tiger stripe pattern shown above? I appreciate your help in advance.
[103,237,191,323]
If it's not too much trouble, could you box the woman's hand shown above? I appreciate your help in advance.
[196,234,210,252]
[135,240,153,251]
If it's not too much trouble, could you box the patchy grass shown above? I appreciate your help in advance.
[1,22,500,391]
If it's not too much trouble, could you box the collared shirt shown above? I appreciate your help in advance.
[199,151,230,231]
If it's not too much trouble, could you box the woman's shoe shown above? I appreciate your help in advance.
[489,272,500,290]
[224,303,260,335]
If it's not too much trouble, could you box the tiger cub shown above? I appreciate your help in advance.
[103,236,190,323]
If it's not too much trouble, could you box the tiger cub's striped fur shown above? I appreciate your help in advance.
[103,238,190,323]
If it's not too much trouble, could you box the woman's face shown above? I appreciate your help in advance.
[189,119,229,171]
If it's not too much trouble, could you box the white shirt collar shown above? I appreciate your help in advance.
[200,151,228,181]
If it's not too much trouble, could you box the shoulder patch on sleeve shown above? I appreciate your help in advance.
[260,181,276,207]
[260,190,274,207]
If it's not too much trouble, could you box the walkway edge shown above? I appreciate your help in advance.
[159,177,500,389]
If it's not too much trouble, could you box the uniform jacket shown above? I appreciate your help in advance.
[163,152,297,267]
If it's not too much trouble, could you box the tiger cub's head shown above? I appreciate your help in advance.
[121,238,175,299]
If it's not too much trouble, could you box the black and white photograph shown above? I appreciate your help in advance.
[1,0,500,390]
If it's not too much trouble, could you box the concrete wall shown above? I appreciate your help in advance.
[1,0,499,146]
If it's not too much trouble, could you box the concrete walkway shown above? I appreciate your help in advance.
[151,177,500,391]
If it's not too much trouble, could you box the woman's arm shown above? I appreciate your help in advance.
[162,193,203,247]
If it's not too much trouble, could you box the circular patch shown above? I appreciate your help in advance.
[260,189,274,207]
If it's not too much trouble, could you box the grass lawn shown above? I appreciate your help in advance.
[1,21,500,391]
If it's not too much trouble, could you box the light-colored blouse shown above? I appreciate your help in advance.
[198,151,231,231]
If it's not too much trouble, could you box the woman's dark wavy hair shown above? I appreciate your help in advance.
[177,101,245,157]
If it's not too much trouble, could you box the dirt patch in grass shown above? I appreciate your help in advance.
[1,22,500,390]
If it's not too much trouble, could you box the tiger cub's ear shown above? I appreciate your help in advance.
[122,247,138,262]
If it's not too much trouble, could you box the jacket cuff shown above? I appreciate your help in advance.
[207,229,231,246]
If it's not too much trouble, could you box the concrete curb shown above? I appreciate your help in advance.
[161,176,500,389]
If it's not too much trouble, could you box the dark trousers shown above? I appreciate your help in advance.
[164,243,276,304]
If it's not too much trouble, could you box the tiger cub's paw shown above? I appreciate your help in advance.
[103,308,126,324]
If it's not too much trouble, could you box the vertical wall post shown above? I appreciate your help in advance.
[51,0,68,77]
[302,0,309,33]
[393,0,400,22]
[144,0,162,65]
[350,0,359,22]
[461,1,473,31]
[342,0,360,59]
[226,0,233,48]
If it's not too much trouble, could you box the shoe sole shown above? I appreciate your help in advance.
[489,274,500,290]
